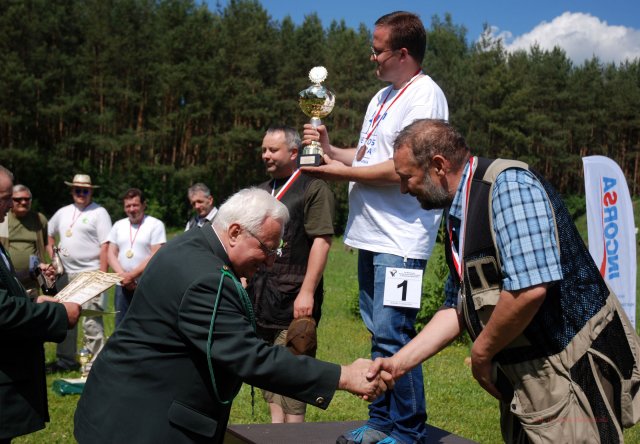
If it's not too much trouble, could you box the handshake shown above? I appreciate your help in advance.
[339,357,398,401]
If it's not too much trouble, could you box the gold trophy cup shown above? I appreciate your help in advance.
[298,66,335,167]
[77,338,93,378]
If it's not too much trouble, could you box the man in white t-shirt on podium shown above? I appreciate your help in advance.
[302,11,448,444]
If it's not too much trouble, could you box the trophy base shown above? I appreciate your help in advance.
[298,153,324,167]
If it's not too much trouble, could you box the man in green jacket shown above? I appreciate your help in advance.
[75,187,391,444]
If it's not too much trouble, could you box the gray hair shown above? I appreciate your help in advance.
[266,125,301,152]
[394,119,470,172]
[0,165,14,181]
[213,188,289,236]
[188,183,211,198]
[13,184,32,197]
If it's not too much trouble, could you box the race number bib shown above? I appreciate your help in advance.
[383,267,423,309]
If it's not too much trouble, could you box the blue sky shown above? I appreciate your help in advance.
[208,0,640,64]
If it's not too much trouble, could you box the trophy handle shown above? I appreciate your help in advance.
[299,116,325,167]
[310,116,322,128]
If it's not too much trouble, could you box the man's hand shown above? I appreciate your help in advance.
[62,302,82,329]
[366,356,402,380]
[38,263,56,281]
[119,271,137,289]
[299,155,351,181]
[302,123,332,155]
[467,286,547,401]
[36,296,81,329]
[339,358,394,401]
[293,291,313,318]
[470,344,501,400]
[36,295,58,304]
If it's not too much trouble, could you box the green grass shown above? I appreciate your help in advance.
[16,237,640,443]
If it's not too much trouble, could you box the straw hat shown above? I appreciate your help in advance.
[64,174,100,188]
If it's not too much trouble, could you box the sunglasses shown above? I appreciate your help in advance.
[73,188,90,196]
[12,197,31,203]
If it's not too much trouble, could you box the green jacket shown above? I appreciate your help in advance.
[0,244,68,440]
[74,226,340,443]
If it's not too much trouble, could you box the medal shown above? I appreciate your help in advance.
[456,289,463,314]
[67,206,83,238]
[127,216,144,260]
[357,69,422,163]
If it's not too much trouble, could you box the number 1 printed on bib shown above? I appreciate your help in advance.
[383,267,423,309]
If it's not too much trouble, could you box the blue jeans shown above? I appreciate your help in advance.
[115,285,135,327]
[358,250,428,444]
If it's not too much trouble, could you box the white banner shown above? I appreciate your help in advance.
[583,156,636,327]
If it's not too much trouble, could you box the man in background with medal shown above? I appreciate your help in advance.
[107,188,166,326]
[302,11,448,444]
[247,125,335,424]
[46,173,112,373]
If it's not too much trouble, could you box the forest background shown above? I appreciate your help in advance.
[0,0,639,230]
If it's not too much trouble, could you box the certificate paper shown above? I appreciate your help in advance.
[55,271,122,306]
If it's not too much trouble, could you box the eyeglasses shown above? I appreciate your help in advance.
[370,46,396,61]
[12,197,31,203]
[245,229,282,258]
[73,188,90,196]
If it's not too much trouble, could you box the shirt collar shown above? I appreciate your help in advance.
[447,160,472,222]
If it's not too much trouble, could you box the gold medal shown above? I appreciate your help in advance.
[356,145,367,161]
[65,229,73,237]
[125,250,134,259]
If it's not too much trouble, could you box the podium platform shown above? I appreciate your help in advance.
[225,420,478,443]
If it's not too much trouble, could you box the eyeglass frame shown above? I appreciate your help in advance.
[245,229,282,258]
[12,197,31,203]
[370,45,397,61]
[73,188,91,196]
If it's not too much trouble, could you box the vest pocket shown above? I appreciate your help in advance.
[591,339,640,429]
[591,299,640,429]
[466,256,501,329]
[509,371,598,443]
[621,377,640,427]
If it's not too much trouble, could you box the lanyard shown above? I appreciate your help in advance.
[69,206,84,230]
[207,267,255,405]
[272,169,301,201]
[129,215,145,250]
[448,156,477,281]
[362,69,423,144]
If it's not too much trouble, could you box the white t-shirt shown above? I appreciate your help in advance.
[107,215,166,272]
[48,202,112,273]
[344,74,449,259]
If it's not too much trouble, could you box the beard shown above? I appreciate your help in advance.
[417,173,452,210]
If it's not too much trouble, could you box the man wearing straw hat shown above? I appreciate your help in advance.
[46,173,112,373]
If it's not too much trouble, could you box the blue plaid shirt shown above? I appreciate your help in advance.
[444,161,563,308]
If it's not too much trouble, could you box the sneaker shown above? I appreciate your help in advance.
[377,438,398,444]
[336,425,390,444]
[45,362,80,374]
